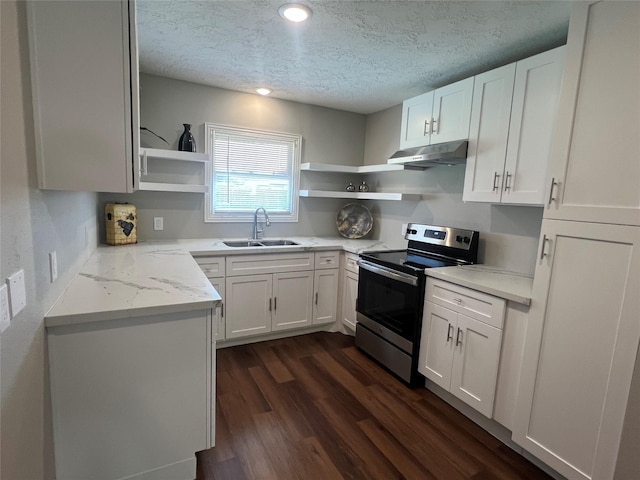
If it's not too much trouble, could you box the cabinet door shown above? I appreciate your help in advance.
[544,2,640,225]
[208,278,225,341]
[450,314,502,418]
[463,64,515,203]
[502,47,565,205]
[341,270,359,331]
[313,269,339,325]
[432,77,474,144]
[225,275,272,339]
[399,92,434,149]
[513,220,640,480]
[418,302,456,391]
[272,271,314,331]
[27,0,139,193]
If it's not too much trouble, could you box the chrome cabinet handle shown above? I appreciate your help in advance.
[492,172,501,191]
[547,177,558,206]
[315,292,318,305]
[455,327,463,346]
[432,117,438,135]
[220,303,224,318]
[424,119,431,136]
[269,298,272,311]
[505,172,512,191]
[274,297,277,311]
[446,324,454,342]
[539,235,550,261]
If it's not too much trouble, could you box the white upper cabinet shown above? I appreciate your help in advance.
[27,0,139,193]
[463,47,566,204]
[399,77,474,150]
[544,2,640,225]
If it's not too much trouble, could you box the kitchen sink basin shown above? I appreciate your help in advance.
[222,239,299,247]
[260,239,299,246]
[223,241,264,247]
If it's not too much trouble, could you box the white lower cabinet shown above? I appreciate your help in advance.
[313,269,339,325]
[196,257,226,341]
[513,220,640,480]
[419,279,506,417]
[47,310,213,480]
[340,252,359,331]
[272,271,314,331]
[208,278,225,341]
[217,251,342,341]
[225,274,272,339]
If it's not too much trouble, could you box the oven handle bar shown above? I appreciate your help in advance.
[357,259,419,287]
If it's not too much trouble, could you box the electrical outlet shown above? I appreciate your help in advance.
[7,269,26,317]
[0,285,10,334]
[49,251,58,282]
[154,217,164,231]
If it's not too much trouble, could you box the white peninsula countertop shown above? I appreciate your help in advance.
[44,237,399,328]
[425,265,534,305]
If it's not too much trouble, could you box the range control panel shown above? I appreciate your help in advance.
[405,223,477,251]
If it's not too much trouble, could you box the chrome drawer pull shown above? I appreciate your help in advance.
[547,178,558,205]
[446,324,454,342]
[540,235,550,261]
[455,327,463,346]
[492,172,500,191]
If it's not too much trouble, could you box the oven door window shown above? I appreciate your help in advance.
[357,267,420,340]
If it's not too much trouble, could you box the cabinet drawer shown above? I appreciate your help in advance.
[226,252,314,276]
[315,251,340,270]
[426,278,505,329]
[343,252,360,274]
[195,257,225,277]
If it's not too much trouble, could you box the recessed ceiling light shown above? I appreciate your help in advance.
[278,4,311,23]
[256,88,272,96]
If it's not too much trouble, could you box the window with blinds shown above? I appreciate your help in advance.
[204,123,301,222]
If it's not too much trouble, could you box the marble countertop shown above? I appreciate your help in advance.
[425,265,534,305]
[44,237,400,328]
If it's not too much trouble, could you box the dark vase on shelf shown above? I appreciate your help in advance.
[178,123,196,152]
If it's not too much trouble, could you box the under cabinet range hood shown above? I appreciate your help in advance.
[387,140,468,168]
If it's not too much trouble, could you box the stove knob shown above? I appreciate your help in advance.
[462,236,471,244]
[456,235,463,243]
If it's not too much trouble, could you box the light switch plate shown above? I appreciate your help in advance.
[7,269,26,317]
[153,217,164,231]
[0,285,10,334]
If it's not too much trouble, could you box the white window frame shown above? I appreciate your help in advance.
[204,123,301,223]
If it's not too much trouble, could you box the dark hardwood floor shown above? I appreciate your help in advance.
[197,332,551,480]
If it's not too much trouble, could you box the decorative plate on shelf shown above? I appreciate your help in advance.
[336,203,373,239]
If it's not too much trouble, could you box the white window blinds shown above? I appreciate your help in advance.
[204,124,301,222]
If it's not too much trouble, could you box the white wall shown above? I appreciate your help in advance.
[100,74,367,240]
[105,75,542,274]
[1,2,99,478]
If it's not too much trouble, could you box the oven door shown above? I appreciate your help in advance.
[356,259,422,346]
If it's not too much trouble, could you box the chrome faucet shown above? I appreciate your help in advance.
[252,207,271,240]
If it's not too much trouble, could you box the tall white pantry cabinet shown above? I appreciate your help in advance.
[513,3,640,480]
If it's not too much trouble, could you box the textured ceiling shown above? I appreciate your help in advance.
[136,1,571,114]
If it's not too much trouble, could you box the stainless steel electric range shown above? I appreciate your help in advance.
[355,223,479,386]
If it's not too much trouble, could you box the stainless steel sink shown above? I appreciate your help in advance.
[260,239,299,246]
[222,239,299,247]
[223,240,264,247]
